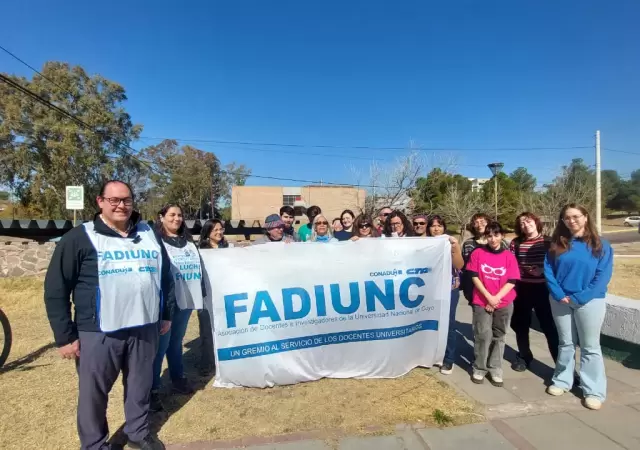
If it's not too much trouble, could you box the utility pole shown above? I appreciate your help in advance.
[487,162,504,220]
[595,130,602,234]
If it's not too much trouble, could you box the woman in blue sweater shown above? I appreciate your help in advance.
[544,204,613,410]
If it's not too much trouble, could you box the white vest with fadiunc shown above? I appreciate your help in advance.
[163,240,204,310]
[83,221,163,332]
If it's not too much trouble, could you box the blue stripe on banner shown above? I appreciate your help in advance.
[217,319,438,361]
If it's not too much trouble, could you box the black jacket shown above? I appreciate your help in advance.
[44,212,176,346]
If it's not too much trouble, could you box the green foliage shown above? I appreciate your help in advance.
[432,408,453,426]
[509,167,536,192]
[412,168,472,213]
[481,172,520,226]
[0,191,9,201]
[0,62,142,218]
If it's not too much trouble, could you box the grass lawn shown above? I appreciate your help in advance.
[609,259,640,300]
[0,277,478,449]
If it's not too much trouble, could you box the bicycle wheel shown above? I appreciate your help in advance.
[0,308,12,369]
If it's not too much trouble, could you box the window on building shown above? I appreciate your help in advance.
[282,195,298,206]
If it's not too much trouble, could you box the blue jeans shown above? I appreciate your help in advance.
[443,289,460,365]
[152,308,192,390]
[550,297,607,401]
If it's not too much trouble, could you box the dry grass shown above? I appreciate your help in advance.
[610,259,640,300]
[0,277,479,449]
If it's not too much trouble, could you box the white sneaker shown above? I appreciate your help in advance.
[584,396,602,410]
[471,373,484,384]
[546,385,566,396]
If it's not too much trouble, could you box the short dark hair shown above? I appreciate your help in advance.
[340,209,355,222]
[280,205,294,216]
[307,205,321,219]
[332,218,342,224]
[484,221,506,236]
[99,180,134,199]
[426,215,447,236]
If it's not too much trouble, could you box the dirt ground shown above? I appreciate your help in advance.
[0,277,478,450]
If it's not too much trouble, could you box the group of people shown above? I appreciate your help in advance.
[43,179,614,450]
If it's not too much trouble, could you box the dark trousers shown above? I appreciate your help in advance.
[511,282,559,364]
[197,309,215,369]
[443,289,460,365]
[77,324,158,450]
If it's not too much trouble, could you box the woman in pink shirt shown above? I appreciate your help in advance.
[466,222,520,387]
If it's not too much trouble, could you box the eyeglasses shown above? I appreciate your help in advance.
[359,223,372,229]
[413,221,426,226]
[315,221,329,226]
[390,221,403,228]
[381,213,390,217]
[563,214,584,223]
[101,197,133,207]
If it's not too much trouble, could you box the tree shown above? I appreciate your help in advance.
[481,172,520,226]
[509,167,536,192]
[0,191,9,201]
[138,139,250,220]
[0,62,143,218]
[412,168,472,213]
[437,184,487,237]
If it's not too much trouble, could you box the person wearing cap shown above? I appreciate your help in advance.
[253,214,296,244]
[413,214,428,237]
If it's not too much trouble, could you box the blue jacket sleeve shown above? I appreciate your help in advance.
[570,242,614,305]
[544,252,565,302]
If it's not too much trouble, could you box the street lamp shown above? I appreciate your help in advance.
[487,162,504,220]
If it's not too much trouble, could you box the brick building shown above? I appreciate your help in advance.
[231,185,366,225]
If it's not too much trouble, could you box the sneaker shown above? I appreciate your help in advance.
[149,391,163,413]
[172,377,194,395]
[511,358,528,372]
[584,396,602,410]
[546,385,566,396]
[489,374,504,387]
[440,362,454,375]
[471,373,485,384]
[128,434,166,450]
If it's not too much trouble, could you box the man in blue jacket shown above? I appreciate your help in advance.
[44,180,176,450]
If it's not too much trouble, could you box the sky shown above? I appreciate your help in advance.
[1,0,639,188]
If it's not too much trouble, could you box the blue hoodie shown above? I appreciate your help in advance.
[544,238,613,305]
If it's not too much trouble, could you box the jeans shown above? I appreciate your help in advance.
[152,307,192,390]
[472,303,514,378]
[443,289,460,365]
[511,282,559,364]
[550,297,607,401]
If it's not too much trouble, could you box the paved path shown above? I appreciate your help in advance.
[167,303,640,450]
[604,229,640,244]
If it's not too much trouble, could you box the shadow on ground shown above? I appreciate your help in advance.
[0,342,56,374]
[107,336,215,449]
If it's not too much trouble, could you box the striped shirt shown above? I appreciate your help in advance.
[509,235,549,283]
[462,238,508,263]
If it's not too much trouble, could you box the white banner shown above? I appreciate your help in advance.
[200,237,452,388]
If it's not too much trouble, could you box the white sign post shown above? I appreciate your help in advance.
[201,238,451,388]
[65,186,84,226]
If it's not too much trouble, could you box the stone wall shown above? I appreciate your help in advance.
[0,241,56,277]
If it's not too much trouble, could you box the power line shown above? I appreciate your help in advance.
[604,148,640,156]
[140,135,592,153]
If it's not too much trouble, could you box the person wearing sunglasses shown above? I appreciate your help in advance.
[376,206,393,234]
[350,214,379,240]
[544,204,613,411]
[254,214,295,244]
[298,205,322,242]
[412,214,428,237]
[382,210,414,237]
[465,222,520,387]
[426,215,464,375]
[310,214,338,243]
